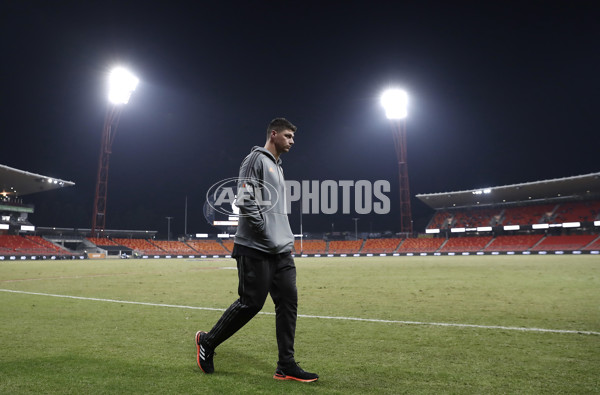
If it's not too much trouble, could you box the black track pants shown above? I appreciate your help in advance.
[205,253,298,365]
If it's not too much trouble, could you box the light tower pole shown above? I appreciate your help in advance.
[91,67,138,237]
[381,88,412,234]
[166,216,174,241]
[352,217,359,240]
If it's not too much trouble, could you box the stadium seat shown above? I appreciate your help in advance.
[361,238,403,254]
[113,238,167,255]
[452,208,502,228]
[502,204,557,225]
[186,240,229,255]
[440,236,493,252]
[552,200,600,223]
[328,240,363,254]
[530,234,598,251]
[294,240,327,254]
[87,237,119,246]
[151,240,196,254]
[583,235,600,251]
[427,211,452,229]
[483,235,544,252]
[397,238,444,253]
[25,235,70,255]
[0,235,59,255]
[221,240,234,253]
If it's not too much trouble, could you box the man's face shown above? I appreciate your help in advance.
[272,129,295,154]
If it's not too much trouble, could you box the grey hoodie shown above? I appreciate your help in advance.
[234,146,294,254]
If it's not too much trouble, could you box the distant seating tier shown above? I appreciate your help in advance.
[151,240,197,254]
[186,240,229,255]
[552,200,600,223]
[87,237,119,246]
[221,240,234,253]
[397,238,444,253]
[328,240,363,254]
[483,235,544,251]
[294,240,327,254]
[113,238,166,255]
[25,236,69,254]
[501,204,557,226]
[531,235,599,251]
[0,235,66,255]
[452,208,501,228]
[361,238,403,254]
[583,235,600,251]
[440,236,493,252]
[427,201,600,229]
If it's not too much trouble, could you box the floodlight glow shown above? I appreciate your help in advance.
[380,89,408,119]
[108,67,139,104]
[503,225,520,231]
[562,222,580,228]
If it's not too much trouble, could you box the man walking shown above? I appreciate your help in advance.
[196,118,318,382]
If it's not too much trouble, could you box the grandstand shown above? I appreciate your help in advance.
[112,238,166,256]
[186,239,230,256]
[397,238,445,254]
[361,238,403,254]
[327,240,363,254]
[1,165,599,259]
[294,240,327,255]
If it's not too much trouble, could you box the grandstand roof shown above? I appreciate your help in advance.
[416,172,600,210]
[0,164,75,197]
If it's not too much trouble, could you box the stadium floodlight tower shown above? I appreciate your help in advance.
[91,67,139,237]
[381,88,412,234]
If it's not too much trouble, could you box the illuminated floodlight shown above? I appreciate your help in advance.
[108,67,139,104]
[380,89,408,119]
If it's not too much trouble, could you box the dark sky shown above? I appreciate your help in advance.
[1,1,599,237]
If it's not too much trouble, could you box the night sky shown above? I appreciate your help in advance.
[1,1,599,237]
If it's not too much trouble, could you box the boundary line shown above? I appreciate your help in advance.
[1,288,598,336]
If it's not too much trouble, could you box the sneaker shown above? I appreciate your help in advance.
[195,331,215,374]
[273,362,319,382]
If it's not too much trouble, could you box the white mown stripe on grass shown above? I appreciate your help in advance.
[1,288,598,336]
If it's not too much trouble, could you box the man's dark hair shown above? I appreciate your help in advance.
[267,118,297,139]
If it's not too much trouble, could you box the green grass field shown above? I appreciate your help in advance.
[1,255,598,394]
